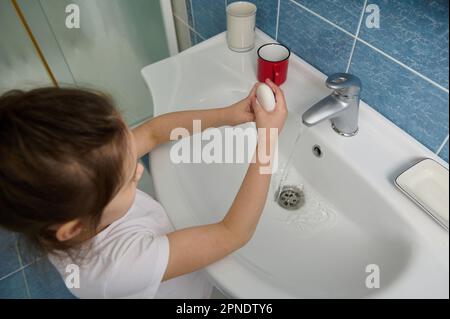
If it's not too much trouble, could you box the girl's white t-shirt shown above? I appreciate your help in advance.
[48,190,213,299]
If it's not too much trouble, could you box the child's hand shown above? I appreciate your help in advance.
[225,85,258,126]
[251,79,288,134]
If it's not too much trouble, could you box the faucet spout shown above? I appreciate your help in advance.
[302,94,349,127]
[301,73,361,137]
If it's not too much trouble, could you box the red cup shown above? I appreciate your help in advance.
[257,43,290,86]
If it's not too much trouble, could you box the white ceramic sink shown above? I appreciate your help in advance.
[142,30,449,298]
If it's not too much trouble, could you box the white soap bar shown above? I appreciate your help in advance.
[395,159,449,230]
[256,84,276,112]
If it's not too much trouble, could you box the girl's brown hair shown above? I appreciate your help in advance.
[0,87,129,255]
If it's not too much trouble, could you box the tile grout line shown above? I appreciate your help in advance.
[290,0,449,94]
[189,0,195,30]
[0,233,23,282]
[189,0,197,43]
[436,134,449,155]
[173,13,206,41]
[346,0,368,72]
[0,235,42,283]
[0,266,23,282]
[15,240,31,298]
[21,270,31,299]
[0,257,36,282]
[356,37,449,94]
[290,0,356,38]
[275,0,281,41]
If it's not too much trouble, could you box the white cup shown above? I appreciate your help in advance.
[226,1,257,52]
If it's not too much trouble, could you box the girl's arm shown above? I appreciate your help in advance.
[162,80,288,281]
[132,89,256,158]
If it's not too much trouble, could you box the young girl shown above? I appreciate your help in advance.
[0,79,287,298]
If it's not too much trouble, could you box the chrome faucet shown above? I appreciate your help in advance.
[302,73,362,137]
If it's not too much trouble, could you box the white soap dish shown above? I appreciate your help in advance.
[395,159,449,231]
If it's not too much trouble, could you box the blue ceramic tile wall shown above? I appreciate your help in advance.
[358,0,449,89]
[278,1,355,75]
[0,229,74,299]
[349,41,449,151]
[439,140,449,162]
[0,229,20,279]
[24,259,75,299]
[0,272,29,299]
[178,0,449,162]
[294,0,365,33]
[191,0,227,39]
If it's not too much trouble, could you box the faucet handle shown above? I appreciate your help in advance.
[326,73,361,97]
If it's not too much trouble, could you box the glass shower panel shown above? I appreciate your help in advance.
[0,0,52,93]
[38,0,170,125]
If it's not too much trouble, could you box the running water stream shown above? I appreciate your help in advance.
[272,126,338,234]
[274,126,307,202]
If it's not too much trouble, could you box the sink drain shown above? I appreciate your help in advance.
[276,185,305,210]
